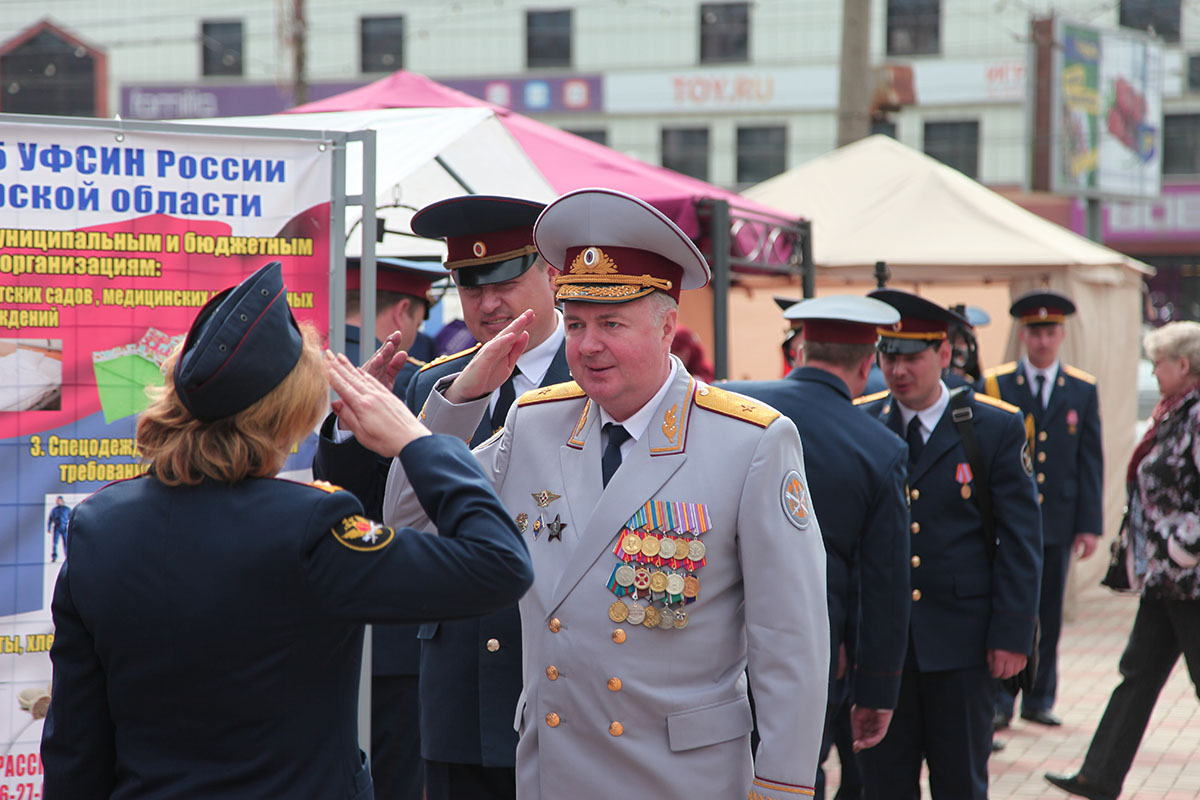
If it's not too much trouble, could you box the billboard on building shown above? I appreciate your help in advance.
[0,117,333,788]
[1050,19,1163,199]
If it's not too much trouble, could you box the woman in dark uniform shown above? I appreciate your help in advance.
[41,262,532,800]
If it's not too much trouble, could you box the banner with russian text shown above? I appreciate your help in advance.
[0,120,333,786]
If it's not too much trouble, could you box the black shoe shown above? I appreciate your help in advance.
[992,710,1012,731]
[1022,709,1063,726]
[1044,772,1117,800]
[991,738,1006,752]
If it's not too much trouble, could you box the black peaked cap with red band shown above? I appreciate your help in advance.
[410,195,546,288]
[869,288,969,355]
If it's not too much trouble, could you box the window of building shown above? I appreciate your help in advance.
[700,3,749,64]
[736,126,786,186]
[201,20,243,77]
[662,128,710,182]
[1119,0,1181,44]
[1188,54,1200,91]
[886,0,940,56]
[924,120,978,179]
[566,129,607,146]
[0,24,100,116]
[1163,114,1200,175]
[527,9,571,68]
[360,16,404,73]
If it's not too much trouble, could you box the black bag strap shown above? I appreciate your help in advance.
[948,387,996,562]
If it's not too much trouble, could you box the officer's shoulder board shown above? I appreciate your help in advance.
[975,393,1021,414]
[306,479,345,493]
[407,355,427,368]
[983,361,1018,378]
[1062,364,1097,384]
[693,384,779,428]
[852,389,891,406]
[517,380,586,406]
[416,343,481,374]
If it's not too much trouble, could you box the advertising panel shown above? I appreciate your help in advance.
[1051,19,1163,199]
[0,119,333,791]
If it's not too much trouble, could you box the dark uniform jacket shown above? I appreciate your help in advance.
[313,324,425,676]
[403,341,570,767]
[856,387,1043,670]
[724,367,910,710]
[41,436,532,799]
[981,361,1103,545]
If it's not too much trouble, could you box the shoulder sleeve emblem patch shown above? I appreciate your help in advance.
[332,515,395,552]
[1021,441,1034,477]
[781,469,812,530]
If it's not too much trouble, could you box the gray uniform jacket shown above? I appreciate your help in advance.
[384,358,829,800]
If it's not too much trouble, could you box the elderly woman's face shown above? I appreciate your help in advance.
[1152,353,1191,398]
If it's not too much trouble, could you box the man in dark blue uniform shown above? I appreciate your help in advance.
[981,290,1103,730]
[47,496,70,562]
[855,289,1042,800]
[724,295,912,800]
[312,256,446,800]
[405,195,569,800]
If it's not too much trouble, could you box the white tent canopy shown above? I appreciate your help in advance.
[179,107,555,257]
[746,134,1150,592]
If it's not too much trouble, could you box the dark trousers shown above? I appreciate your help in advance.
[424,760,516,800]
[1078,595,1200,795]
[815,678,864,800]
[859,662,994,800]
[998,542,1070,715]
[371,675,422,800]
[51,528,67,558]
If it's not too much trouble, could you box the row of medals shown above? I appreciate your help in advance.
[608,530,705,630]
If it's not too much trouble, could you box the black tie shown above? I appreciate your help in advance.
[491,368,520,430]
[1034,373,1046,409]
[602,423,631,488]
[906,416,924,465]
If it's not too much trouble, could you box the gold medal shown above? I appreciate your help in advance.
[657,536,677,559]
[642,605,662,627]
[633,567,652,591]
[649,571,669,593]
[515,513,528,533]
[666,573,686,596]
[615,564,636,587]
[658,606,676,629]
[626,602,646,625]
[673,609,689,629]
[621,532,644,556]
[682,575,700,598]
[961,484,972,500]
[688,539,707,561]
[640,535,661,558]
[608,600,629,623]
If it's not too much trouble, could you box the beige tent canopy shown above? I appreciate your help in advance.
[744,134,1153,590]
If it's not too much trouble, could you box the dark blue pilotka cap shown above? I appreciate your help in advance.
[174,261,303,422]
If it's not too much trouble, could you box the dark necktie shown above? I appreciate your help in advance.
[491,368,520,430]
[1034,373,1046,409]
[906,415,924,464]
[601,423,631,488]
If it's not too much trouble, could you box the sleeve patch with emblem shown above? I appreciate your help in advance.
[781,469,812,530]
[1021,441,1034,477]
[332,515,395,552]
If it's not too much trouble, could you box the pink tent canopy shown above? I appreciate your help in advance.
[285,70,799,246]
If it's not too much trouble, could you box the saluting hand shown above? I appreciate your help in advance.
[987,648,1027,680]
[850,707,893,751]
[359,330,410,388]
[325,351,430,458]
[443,309,534,404]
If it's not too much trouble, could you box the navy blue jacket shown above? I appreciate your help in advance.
[724,368,911,710]
[405,341,571,766]
[42,436,532,800]
[313,324,425,676]
[981,361,1104,546]
[48,504,70,534]
[856,387,1043,671]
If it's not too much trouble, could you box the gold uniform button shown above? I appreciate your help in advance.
[545,712,560,728]
[607,677,622,692]
[911,555,921,568]
[609,721,624,736]
[1037,451,1046,463]
[1038,492,1044,503]
[912,589,922,601]
[910,489,920,501]
[1037,473,1045,484]
[910,522,920,534]
[1038,431,1048,442]
[486,638,500,652]
[546,665,559,681]
[548,618,562,633]
[612,628,627,644]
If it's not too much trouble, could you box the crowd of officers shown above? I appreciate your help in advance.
[317,190,1102,800]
